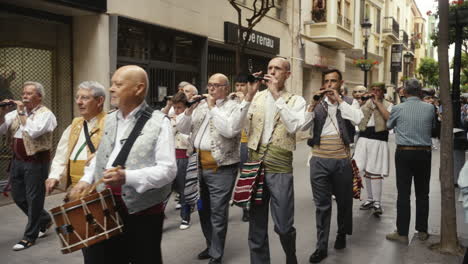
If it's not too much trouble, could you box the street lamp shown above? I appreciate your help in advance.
[361,18,372,88]
[403,51,413,80]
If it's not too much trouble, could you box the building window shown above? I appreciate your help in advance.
[376,9,381,33]
[312,0,327,23]
[275,0,287,20]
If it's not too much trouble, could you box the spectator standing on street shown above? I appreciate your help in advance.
[386,78,435,244]
[354,83,392,217]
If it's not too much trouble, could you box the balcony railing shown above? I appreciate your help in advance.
[401,30,409,47]
[344,17,351,30]
[337,14,343,26]
[383,17,399,39]
[337,14,351,31]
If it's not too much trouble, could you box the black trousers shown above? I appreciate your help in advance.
[83,210,165,264]
[395,149,432,236]
[10,159,51,241]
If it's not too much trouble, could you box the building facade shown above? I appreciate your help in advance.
[0,0,427,184]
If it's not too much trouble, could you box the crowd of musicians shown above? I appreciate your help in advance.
[0,57,445,264]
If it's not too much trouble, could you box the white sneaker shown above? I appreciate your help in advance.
[175,203,182,210]
[12,240,34,251]
[179,220,190,230]
[38,221,52,238]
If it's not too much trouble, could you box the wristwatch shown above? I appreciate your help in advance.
[18,110,25,116]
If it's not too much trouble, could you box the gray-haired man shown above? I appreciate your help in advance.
[46,81,106,193]
[0,82,57,251]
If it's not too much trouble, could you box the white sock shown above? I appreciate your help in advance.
[371,178,383,206]
[365,176,373,201]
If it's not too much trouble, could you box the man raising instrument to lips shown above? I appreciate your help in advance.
[0,82,57,251]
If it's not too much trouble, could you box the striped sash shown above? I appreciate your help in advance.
[184,153,199,205]
[312,135,348,159]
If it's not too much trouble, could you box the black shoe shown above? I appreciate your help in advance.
[197,248,211,260]
[209,258,222,264]
[242,209,249,222]
[309,249,327,263]
[334,234,346,249]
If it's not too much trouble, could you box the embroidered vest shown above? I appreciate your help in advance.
[93,103,172,214]
[358,99,392,132]
[8,105,54,156]
[310,96,355,147]
[189,100,240,166]
[58,112,106,188]
[248,90,298,152]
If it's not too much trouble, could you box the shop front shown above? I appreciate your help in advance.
[206,22,281,90]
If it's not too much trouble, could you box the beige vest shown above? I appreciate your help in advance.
[8,105,54,156]
[59,112,106,188]
[248,90,298,152]
[358,99,392,132]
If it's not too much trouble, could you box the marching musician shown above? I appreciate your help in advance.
[46,81,106,193]
[354,83,392,217]
[71,65,177,264]
[45,81,106,259]
[176,73,252,264]
[0,82,57,251]
[246,57,305,264]
[302,69,363,263]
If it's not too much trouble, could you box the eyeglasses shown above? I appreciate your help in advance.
[207,83,226,89]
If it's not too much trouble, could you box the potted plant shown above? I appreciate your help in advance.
[448,0,468,26]
[353,58,379,71]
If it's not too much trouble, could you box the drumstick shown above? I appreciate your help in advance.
[66,166,121,202]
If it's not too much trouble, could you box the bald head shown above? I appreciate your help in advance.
[207,73,230,100]
[271,57,290,72]
[110,65,149,110]
[115,65,148,94]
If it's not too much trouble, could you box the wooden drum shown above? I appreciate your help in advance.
[49,188,123,254]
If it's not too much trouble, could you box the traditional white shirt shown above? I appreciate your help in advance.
[302,97,363,135]
[255,90,307,144]
[366,101,393,127]
[176,99,250,151]
[0,106,57,139]
[48,117,99,180]
[80,103,177,194]
[171,116,190,150]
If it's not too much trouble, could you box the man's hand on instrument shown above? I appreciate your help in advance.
[263,74,281,100]
[13,100,24,113]
[69,181,91,199]
[103,167,126,186]
[245,71,262,102]
[45,178,59,195]
[185,95,203,115]
[324,88,342,104]
[0,99,14,116]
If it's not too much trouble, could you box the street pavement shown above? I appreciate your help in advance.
[0,135,466,264]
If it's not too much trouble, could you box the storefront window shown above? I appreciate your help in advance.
[118,21,148,59]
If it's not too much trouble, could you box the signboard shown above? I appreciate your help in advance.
[224,22,280,55]
[391,44,403,72]
[47,0,107,12]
